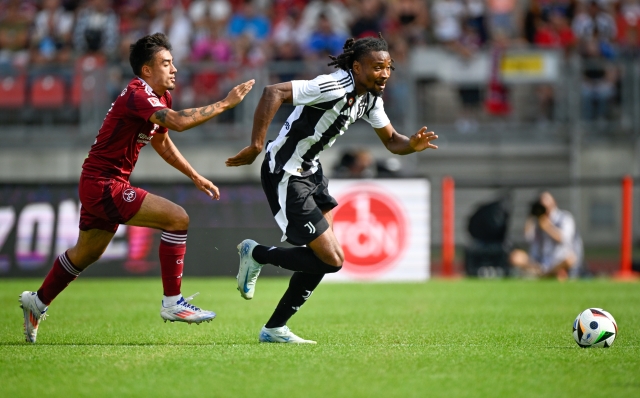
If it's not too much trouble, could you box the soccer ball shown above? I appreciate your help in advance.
[572,308,617,348]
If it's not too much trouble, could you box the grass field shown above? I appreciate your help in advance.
[1,278,639,398]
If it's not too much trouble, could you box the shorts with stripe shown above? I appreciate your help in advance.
[261,157,338,246]
[78,174,148,233]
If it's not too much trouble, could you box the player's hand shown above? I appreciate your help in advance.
[224,80,255,109]
[225,145,261,167]
[409,127,438,152]
[192,174,220,200]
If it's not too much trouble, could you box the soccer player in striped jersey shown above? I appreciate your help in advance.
[18,33,254,343]
[226,34,438,344]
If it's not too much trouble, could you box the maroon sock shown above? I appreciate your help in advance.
[37,251,81,305]
[159,230,187,296]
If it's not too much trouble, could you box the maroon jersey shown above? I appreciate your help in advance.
[82,77,172,182]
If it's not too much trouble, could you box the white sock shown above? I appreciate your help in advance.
[163,294,182,307]
[35,295,47,311]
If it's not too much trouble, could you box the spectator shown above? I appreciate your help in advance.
[272,39,303,82]
[350,0,385,39]
[116,1,149,61]
[579,33,617,121]
[233,32,267,66]
[149,1,193,66]
[0,0,34,68]
[333,149,377,178]
[387,0,429,46]
[465,0,489,45]
[189,0,232,39]
[431,0,465,45]
[509,191,583,280]
[73,0,120,59]
[31,0,75,65]
[487,0,517,37]
[535,11,576,52]
[191,20,234,63]
[613,0,640,53]
[523,0,545,44]
[227,0,270,41]
[297,0,352,46]
[271,8,302,46]
[306,13,348,57]
[573,1,617,42]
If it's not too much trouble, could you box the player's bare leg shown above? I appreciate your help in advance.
[20,228,114,343]
[307,209,344,268]
[67,229,117,269]
[127,193,216,324]
[237,209,342,299]
[248,209,341,344]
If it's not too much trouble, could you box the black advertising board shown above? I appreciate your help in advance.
[0,183,292,278]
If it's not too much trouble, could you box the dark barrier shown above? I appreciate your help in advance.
[0,183,293,278]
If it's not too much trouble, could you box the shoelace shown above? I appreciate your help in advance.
[180,292,202,311]
[35,307,48,323]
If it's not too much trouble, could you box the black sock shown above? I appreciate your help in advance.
[265,272,325,328]
[252,245,341,274]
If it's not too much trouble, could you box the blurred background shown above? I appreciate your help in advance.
[1,0,640,279]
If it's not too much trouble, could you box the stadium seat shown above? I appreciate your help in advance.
[71,74,96,107]
[30,75,66,109]
[0,75,26,108]
[74,54,106,73]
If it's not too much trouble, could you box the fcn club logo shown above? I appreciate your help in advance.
[122,188,136,203]
[333,186,407,275]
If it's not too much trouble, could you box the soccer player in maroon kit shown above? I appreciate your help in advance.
[19,33,255,343]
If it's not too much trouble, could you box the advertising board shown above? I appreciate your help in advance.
[324,179,430,282]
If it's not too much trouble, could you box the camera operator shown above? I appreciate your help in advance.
[509,191,583,280]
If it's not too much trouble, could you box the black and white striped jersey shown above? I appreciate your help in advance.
[265,69,390,177]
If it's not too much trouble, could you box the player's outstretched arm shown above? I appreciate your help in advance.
[150,80,255,132]
[374,125,438,155]
[151,130,220,200]
[225,82,293,167]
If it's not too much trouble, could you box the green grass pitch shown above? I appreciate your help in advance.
[1,278,639,398]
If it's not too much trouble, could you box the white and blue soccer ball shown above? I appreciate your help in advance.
[572,308,617,348]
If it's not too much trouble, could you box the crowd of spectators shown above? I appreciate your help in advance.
[1,0,639,119]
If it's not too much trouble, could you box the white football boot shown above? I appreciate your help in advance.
[236,239,264,300]
[160,293,216,324]
[259,325,317,344]
[19,291,48,344]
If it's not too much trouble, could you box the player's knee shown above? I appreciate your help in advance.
[169,206,189,230]
[325,249,344,268]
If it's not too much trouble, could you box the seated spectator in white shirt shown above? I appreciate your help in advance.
[510,191,584,280]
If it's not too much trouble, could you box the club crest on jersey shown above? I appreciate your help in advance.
[147,97,164,107]
[123,188,136,202]
[347,97,354,107]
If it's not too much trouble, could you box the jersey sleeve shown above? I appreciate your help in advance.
[127,88,168,123]
[291,73,349,106]
[361,96,391,128]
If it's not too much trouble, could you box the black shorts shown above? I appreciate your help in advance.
[261,157,338,246]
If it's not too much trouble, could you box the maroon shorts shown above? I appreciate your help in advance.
[78,174,148,233]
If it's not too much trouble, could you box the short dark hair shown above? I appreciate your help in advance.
[129,33,173,76]
[328,33,394,71]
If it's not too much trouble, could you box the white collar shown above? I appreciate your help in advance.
[136,77,159,97]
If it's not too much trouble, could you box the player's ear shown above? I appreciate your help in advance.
[141,63,152,78]
[352,60,361,75]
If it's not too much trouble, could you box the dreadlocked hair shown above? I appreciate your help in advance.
[327,33,395,71]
